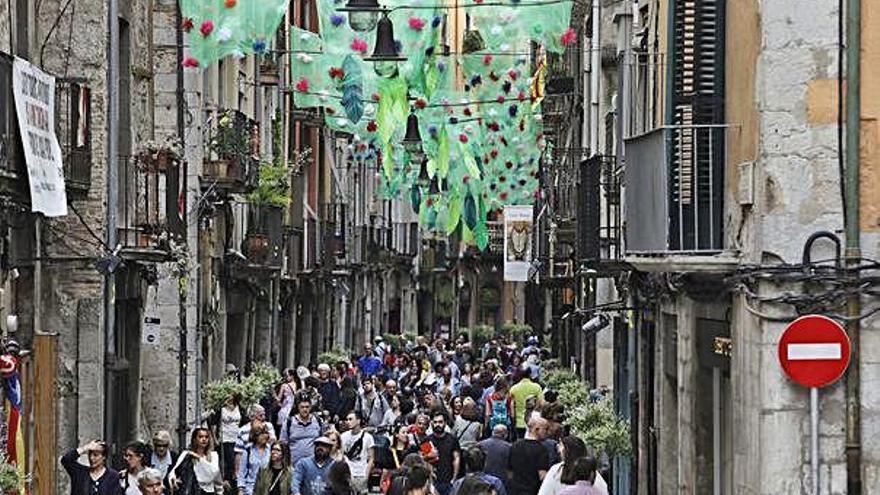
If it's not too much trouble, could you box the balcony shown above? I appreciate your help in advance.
[201,109,259,193]
[624,125,735,271]
[578,155,622,271]
[118,154,184,261]
[0,54,26,198]
[243,204,284,268]
[55,78,92,196]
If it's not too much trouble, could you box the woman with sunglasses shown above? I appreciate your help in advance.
[252,442,292,495]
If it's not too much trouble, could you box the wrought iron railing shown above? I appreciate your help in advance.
[203,109,259,191]
[118,154,183,249]
[55,78,92,194]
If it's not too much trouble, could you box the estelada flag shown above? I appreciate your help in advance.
[1,355,25,493]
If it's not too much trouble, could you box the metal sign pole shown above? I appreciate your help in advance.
[811,387,819,494]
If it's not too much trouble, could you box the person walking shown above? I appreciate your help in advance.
[556,457,598,495]
[236,425,272,495]
[478,425,510,485]
[281,395,323,463]
[484,378,513,441]
[357,344,382,380]
[121,440,151,495]
[317,364,341,420]
[276,369,299,431]
[60,439,120,495]
[453,398,483,452]
[325,461,357,495]
[450,448,506,495]
[507,417,550,495]
[214,393,243,485]
[336,377,358,422]
[291,436,337,495]
[508,369,542,439]
[236,405,277,477]
[150,430,179,484]
[427,411,461,495]
[252,442,292,495]
[169,427,224,494]
[538,437,608,495]
[355,377,389,429]
[136,468,166,495]
[340,412,374,494]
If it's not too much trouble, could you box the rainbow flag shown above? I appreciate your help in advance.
[2,357,25,492]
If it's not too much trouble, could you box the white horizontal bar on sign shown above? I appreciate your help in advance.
[787,343,842,361]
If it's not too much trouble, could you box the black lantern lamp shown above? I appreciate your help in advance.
[365,13,406,77]
[402,110,423,154]
[336,0,383,32]
[417,157,430,185]
[428,175,441,195]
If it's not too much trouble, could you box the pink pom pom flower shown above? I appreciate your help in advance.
[350,38,369,54]
[409,17,426,31]
[200,20,214,37]
[560,27,577,46]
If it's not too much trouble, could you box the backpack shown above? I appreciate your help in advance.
[488,396,510,430]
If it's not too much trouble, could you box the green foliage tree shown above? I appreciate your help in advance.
[201,362,281,411]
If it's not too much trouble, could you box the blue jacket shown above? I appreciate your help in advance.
[291,457,334,495]
[237,445,271,495]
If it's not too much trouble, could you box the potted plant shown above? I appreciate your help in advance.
[136,137,181,173]
[207,110,251,180]
[0,453,25,495]
[245,158,291,262]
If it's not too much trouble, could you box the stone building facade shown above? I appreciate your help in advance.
[585,0,880,493]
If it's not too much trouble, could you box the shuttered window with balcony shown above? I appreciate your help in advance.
[669,0,725,251]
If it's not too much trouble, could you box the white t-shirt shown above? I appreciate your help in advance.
[221,405,242,443]
[341,429,374,478]
[538,462,609,495]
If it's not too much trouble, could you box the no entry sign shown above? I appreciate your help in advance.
[778,314,851,388]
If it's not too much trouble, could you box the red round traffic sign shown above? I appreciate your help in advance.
[778,314,851,388]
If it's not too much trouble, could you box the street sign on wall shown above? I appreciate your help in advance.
[777,314,851,388]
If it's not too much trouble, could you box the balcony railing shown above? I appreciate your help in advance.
[0,54,25,188]
[578,155,621,265]
[55,78,92,195]
[202,109,259,192]
[118,154,183,253]
[244,204,284,267]
[625,124,727,253]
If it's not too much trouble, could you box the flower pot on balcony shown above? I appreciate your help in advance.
[204,159,231,178]
[246,233,270,263]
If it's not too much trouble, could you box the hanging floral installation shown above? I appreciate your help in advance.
[180,0,574,249]
[179,0,290,67]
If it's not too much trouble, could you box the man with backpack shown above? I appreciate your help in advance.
[341,411,375,494]
[355,377,390,428]
[281,395,323,463]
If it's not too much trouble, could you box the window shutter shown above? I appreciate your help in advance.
[669,0,725,250]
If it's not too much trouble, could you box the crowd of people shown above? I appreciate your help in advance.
[62,333,608,495]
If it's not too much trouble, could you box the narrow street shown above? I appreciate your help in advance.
[0,0,877,494]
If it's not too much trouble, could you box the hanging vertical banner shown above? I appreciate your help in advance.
[503,205,533,281]
[12,57,68,217]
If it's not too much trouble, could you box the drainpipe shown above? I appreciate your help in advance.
[589,0,600,156]
[104,0,119,448]
[175,0,189,450]
[844,0,861,491]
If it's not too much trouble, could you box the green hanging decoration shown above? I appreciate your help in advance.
[463,192,478,231]
[180,0,290,68]
[340,55,365,124]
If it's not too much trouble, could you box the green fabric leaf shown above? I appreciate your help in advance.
[436,126,450,178]
[340,55,364,124]
[446,192,462,234]
[411,187,422,214]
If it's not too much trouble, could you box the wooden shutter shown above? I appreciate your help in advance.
[669,0,725,250]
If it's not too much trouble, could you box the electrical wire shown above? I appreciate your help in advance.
[39,0,77,68]
[68,201,113,252]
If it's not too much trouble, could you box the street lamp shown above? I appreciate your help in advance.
[365,13,406,77]
[336,0,383,32]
